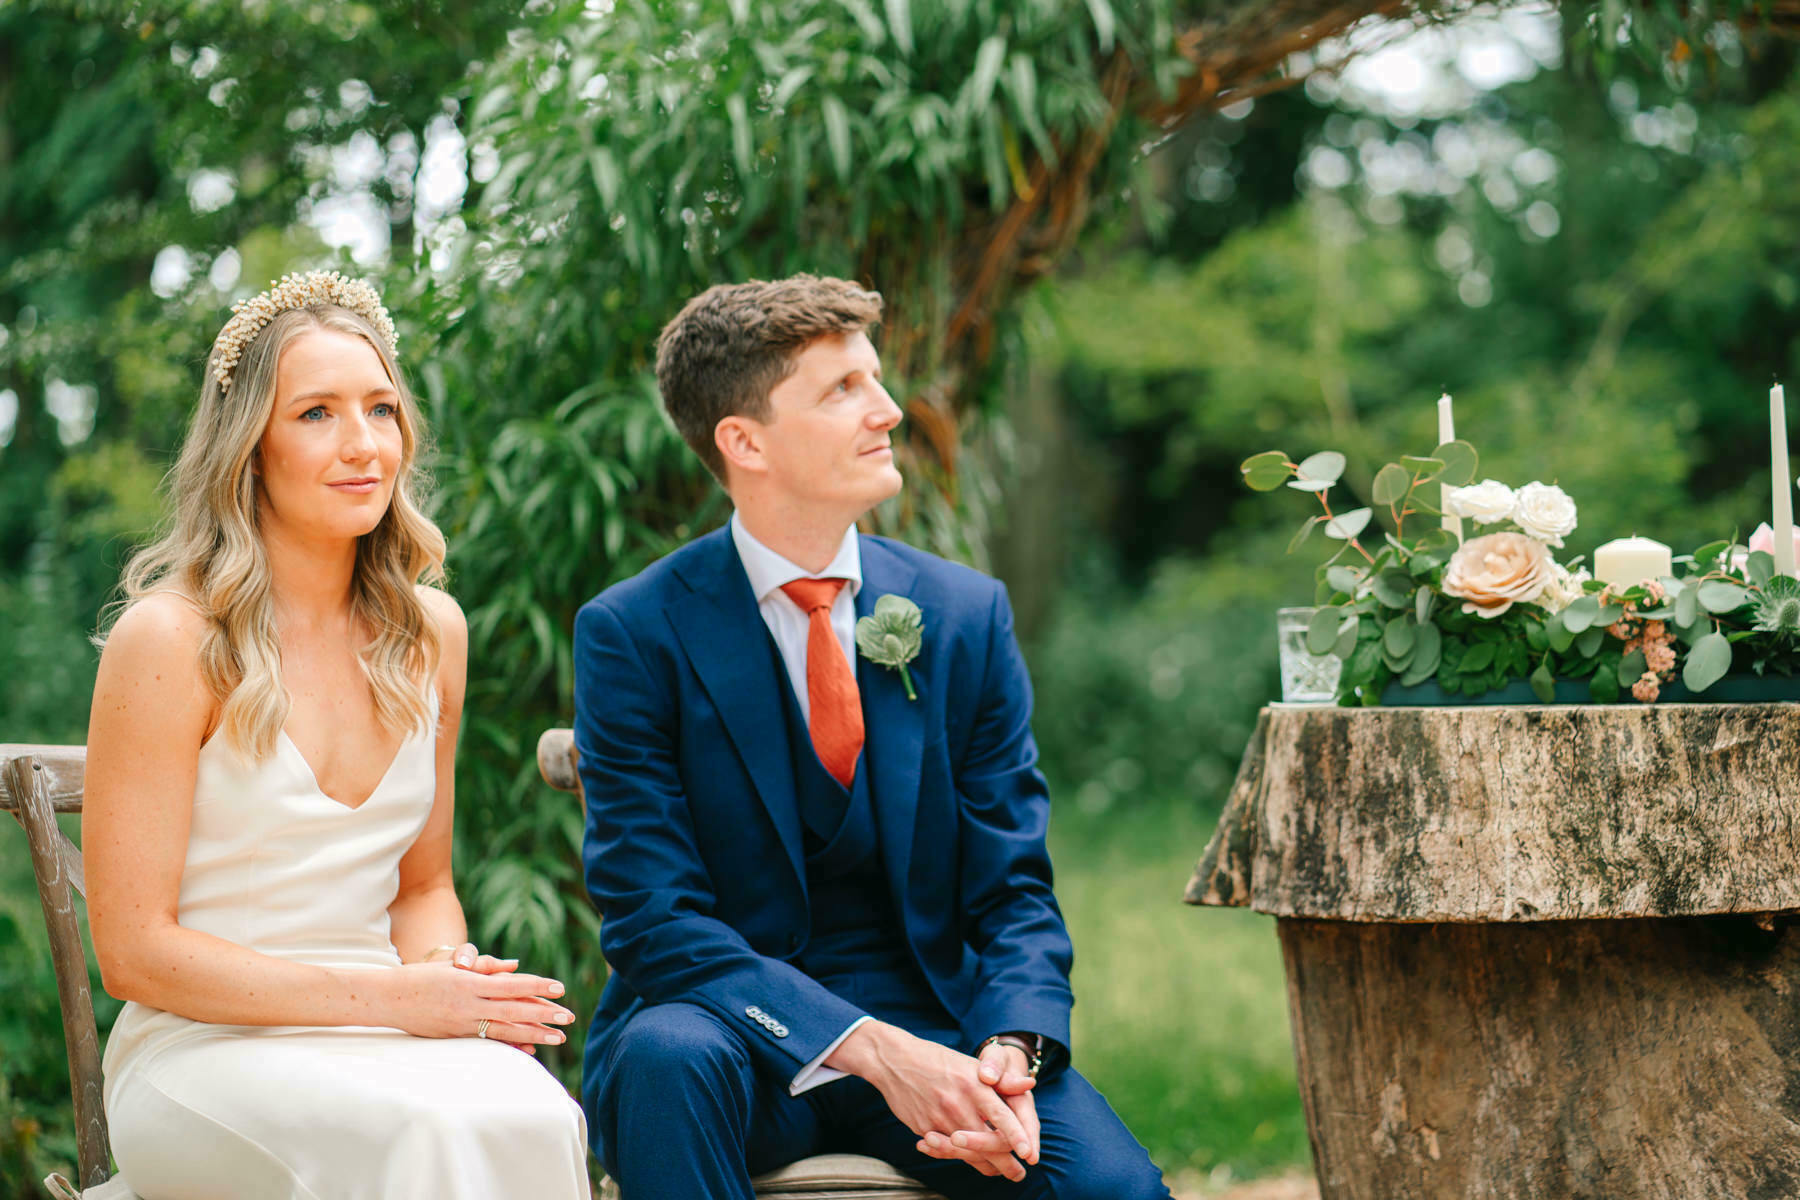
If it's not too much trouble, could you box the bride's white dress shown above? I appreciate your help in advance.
[100,702,588,1200]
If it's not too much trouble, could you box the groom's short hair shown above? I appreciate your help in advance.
[656,274,884,482]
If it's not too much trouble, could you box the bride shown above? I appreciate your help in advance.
[82,272,588,1198]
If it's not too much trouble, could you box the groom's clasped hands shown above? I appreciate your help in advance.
[830,1021,1040,1181]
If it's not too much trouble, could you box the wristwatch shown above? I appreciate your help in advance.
[979,1032,1045,1079]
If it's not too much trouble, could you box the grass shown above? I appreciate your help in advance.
[1051,799,1310,1181]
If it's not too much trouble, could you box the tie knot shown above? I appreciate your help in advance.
[781,577,848,614]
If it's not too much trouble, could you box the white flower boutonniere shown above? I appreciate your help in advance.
[855,595,924,701]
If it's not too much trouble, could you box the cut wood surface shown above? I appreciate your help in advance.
[1187,704,1800,922]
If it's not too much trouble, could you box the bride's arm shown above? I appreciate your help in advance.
[83,593,570,1039]
[388,587,473,964]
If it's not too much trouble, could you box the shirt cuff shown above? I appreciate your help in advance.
[789,1015,872,1095]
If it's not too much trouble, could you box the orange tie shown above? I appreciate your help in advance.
[780,578,864,787]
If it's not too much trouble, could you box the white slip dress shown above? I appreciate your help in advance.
[99,699,589,1200]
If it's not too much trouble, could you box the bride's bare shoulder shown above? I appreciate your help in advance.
[107,590,209,652]
[92,591,217,743]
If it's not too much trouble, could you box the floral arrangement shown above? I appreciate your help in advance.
[1242,442,1800,705]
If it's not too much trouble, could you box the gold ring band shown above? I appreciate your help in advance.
[476,1018,491,1039]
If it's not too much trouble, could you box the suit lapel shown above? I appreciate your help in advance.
[856,539,925,905]
[669,529,805,887]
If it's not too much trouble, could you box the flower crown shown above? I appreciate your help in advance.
[208,270,399,392]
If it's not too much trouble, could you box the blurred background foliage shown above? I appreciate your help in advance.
[4,0,1800,1191]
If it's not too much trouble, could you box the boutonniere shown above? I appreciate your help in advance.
[856,595,924,701]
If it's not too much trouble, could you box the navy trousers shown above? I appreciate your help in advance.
[590,1002,1172,1200]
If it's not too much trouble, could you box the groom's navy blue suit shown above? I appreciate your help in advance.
[573,526,1168,1199]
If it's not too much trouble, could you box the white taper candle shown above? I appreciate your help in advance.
[1437,393,1462,543]
[1773,383,1795,576]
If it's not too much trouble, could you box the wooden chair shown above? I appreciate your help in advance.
[0,744,114,1199]
[537,729,946,1200]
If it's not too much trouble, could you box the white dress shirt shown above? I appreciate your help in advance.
[728,512,872,1093]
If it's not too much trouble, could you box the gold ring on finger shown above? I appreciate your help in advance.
[476,1018,491,1039]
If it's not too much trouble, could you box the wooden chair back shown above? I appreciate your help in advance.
[534,729,945,1200]
[0,745,113,1192]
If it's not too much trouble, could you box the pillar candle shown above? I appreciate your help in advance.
[1773,383,1795,576]
[1437,393,1462,543]
[1593,537,1673,588]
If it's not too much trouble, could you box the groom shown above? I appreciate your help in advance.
[572,275,1170,1199]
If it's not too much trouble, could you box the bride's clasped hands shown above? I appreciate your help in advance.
[382,950,576,1051]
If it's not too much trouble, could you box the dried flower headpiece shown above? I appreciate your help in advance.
[208,270,399,392]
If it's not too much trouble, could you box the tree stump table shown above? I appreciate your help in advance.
[1187,703,1800,1199]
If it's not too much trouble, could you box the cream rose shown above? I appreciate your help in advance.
[1512,481,1577,547]
[1445,479,1517,524]
[1442,531,1554,618]
[1536,561,1590,614]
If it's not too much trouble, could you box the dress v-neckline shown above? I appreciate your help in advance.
[278,727,410,812]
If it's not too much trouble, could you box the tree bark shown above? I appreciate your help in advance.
[1279,915,1800,1200]
[1189,704,1800,1198]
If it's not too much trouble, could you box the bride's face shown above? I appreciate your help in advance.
[255,328,404,543]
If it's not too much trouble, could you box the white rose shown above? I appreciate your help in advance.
[1445,479,1517,524]
[1512,481,1578,548]
[1536,561,1590,614]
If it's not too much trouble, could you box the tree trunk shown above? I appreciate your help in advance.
[1189,704,1800,1199]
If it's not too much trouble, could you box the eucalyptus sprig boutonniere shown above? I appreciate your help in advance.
[856,595,924,700]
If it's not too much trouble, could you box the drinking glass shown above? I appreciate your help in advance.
[1276,606,1342,704]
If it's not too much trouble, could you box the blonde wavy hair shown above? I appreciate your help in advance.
[104,303,447,760]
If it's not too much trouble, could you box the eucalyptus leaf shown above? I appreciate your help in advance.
[1326,565,1361,597]
[1384,616,1416,658]
[1748,550,1776,586]
[1240,450,1291,492]
[1306,606,1343,656]
[1698,581,1750,613]
[1692,540,1730,571]
[1324,508,1372,540]
[1370,568,1412,609]
[1287,517,1320,554]
[1401,622,1442,685]
[1675,584,1699,627]
[1462,642,1495,671]
[1295,450,1347,485]
[1415,585,1433,625]
[1372,463,1411,506]
[1562,595,1601,633]
[1575,627,1605,658]
[1547,615,1576,654]
[1432,440,1479,486]
[1398,455,1445,479]
[1683,631,1732,692]
[1285,479,1334,492]
[1333,617,1361,661]
[1616,649,1647,687]
[1530,661,1556,704]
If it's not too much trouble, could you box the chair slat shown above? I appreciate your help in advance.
[5,755,111,1187]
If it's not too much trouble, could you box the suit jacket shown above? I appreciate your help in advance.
[572,525,1073,1103]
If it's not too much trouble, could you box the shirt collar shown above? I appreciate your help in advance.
[729,511,862,605]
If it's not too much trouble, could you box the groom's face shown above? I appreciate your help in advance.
[750,330,904,513]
